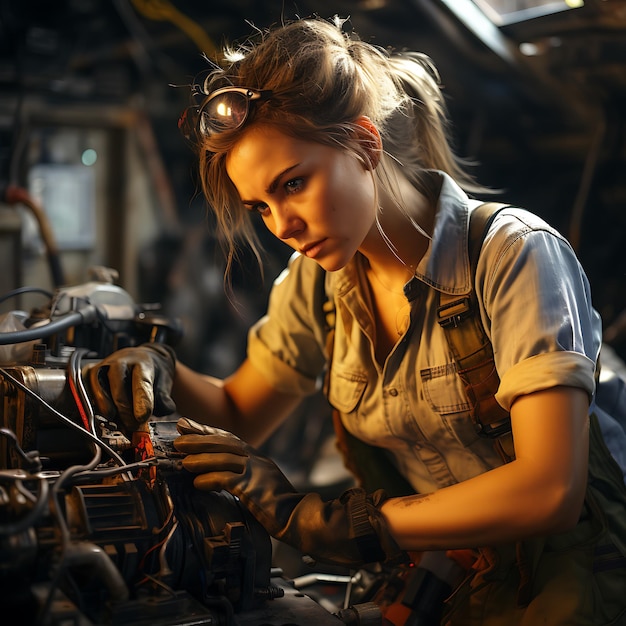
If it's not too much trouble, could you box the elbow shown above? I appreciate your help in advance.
[541,479,587,534]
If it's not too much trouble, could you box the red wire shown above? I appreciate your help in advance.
[68,373,91,431]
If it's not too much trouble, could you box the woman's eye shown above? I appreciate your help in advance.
[284,177,304,194]
[249,203,270,216]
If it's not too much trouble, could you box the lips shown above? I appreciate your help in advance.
[300,238,327,258]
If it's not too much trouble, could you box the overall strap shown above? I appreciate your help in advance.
[437,202,515,462]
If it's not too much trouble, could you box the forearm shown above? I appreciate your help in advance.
[171,358,302,446]
[382,387,590,551]
[171,361,236,430]
[381,456,586,551]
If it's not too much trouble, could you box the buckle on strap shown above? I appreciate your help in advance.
[476,418,511,439]
[343,489,386,564]
[437,297,472,328]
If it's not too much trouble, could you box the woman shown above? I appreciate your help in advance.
[87,17,626,624]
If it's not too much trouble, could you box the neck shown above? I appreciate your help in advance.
[359,176,433,290]
[364,256,413,296]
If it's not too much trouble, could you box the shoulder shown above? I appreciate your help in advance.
[248,253,330,392]
[274,252,355,303]
[265,253,331,343]
[478,206,577,279]
[474,204,593,327]
[484,206,568,249]
[272,252,327,297]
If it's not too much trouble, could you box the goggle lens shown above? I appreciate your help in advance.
[201,91,248,133]
[179,87,272,142]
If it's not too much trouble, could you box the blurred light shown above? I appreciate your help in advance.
[439,0,516,64]
[519,36,562,55]
[519,42,541,55]
[473,1,584,25]
[81,149,97,166]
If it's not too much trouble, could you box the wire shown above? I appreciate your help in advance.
[130,0,218,57]
[0,427,41,471]
[0,305,97,345]
[68,348,92,431]
[0,366,125,466]
[4,185,65,287]
[0,286,53,306]
[157,518,178,577]
[51,451,102,544]
[138,572,178,596]
[47,290,69,320]
[0,470,49,535]
[136,519,175,578]
[72,458,157,480]
[38,447,102,623]
[112,0,183,78]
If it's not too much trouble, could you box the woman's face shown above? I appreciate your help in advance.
[225,124,378,272]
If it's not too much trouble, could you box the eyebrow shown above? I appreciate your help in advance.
[240,163,301,205]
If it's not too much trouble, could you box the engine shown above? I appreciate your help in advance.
[0,269,377,626]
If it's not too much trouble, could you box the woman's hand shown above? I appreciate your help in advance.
[83,343,177,432]
[173,418,406,567]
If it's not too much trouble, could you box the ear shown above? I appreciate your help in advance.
[354,116,382,170]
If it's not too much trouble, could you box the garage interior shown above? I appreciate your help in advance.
[0,1,625,624]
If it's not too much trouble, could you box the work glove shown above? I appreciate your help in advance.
[173,417,408,567]
[84,343,177,432]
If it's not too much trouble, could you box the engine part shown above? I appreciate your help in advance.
[0,271,365,625]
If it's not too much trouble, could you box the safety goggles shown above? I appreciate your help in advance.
[178,86,273,142]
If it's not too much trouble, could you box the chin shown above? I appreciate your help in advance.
[317,256,350,272]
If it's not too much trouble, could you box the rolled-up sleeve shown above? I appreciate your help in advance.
[477,210,602,410]
[497,351,597,411]
[247,253,329,395]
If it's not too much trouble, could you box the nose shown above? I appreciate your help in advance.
[271,205,305,241]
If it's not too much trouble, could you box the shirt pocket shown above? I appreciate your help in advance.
[420,362,481,446]
[328,365,368,413]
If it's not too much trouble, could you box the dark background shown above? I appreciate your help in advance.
[1,1,625,477]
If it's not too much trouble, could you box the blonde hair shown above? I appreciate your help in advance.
[191,17,482,278]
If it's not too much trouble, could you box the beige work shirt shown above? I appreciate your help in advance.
[248,172,601,493]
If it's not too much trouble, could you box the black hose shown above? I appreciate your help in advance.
[0,305,97,345]
[0,286,53,306]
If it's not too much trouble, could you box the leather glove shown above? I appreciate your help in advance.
[84,343,177,432]
[174,417,407,567]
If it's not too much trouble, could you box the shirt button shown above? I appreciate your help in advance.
[389,388,399,397]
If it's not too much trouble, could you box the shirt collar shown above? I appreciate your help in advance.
[414,171,477,296]
[333,171,479,297]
